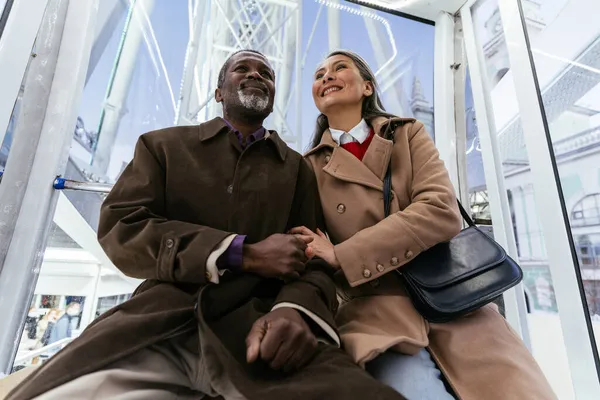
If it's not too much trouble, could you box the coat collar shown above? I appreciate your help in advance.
[304,116,415,189]
[198,117,287,161]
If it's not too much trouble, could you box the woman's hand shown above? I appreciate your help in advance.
[288,226,341,269]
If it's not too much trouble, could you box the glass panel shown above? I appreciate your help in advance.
[468,0,577,397]
[9,0,434,370]
[0,0,7,20]
[517,0,600,377]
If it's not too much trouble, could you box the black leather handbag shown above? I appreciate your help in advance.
[383,165,523,323]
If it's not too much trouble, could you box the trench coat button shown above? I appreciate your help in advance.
[376,264,385,272]
[362,269,372,278]
[325,155,331,163]
[405,250,414,259]
[337,204,346,214]
[370,279,380,288]
[165,238,174,249]
[391,257,399,266]
[227,184,233,194]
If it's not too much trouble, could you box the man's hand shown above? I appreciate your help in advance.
[241,233,313,279]
[246,307,318,373]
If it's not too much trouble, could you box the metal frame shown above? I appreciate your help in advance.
[433,11,459,190]
[0,0,49,149]
[0,0,99,373]
[497,0,600,396]
[461,5,531,346]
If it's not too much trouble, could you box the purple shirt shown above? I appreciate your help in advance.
[216,120,267,271]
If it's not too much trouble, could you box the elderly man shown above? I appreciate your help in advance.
[7,50,406,400]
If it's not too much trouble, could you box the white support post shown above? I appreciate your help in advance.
[433,12,459,190]
[461,8,531,348]
[327,0,340,52]
[498,0,600,397]
[452,16,470,206]
[175,0,207,126]
[0,0,49,148]
[0,0,99,373]
[91,0,155,176]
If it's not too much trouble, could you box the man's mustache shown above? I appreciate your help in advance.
[240,81,269,94]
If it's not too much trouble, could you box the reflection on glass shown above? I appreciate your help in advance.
[516,0,600,373]
[469,0,581,397]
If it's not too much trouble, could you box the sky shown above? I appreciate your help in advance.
[70,0,436,181]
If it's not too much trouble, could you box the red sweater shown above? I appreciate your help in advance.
[340,129,375,161]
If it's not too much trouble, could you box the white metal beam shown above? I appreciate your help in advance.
[92,0,155,176]
[433,12,458,189]
[327,0,340,51]
[0,0,49,149]
[461,6,531,347]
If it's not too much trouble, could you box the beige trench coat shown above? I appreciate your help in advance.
[305,117,556,400]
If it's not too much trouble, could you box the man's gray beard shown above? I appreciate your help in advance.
[237,89,269,112]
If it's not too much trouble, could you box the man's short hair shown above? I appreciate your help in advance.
[217,49,273,88]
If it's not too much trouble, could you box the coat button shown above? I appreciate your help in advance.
[166,239,174,249]
[362,269,372,278]
[325,155,331,163]
[376,264,385,272]
[337,204,346,214]
[405,250,413,259]
[370,279,380,288]
[227,184,233,194]
[391,257,399,266]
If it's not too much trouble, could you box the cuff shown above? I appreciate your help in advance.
[272,302,341,347]
[206,234,237,284]
[216,234,246,271]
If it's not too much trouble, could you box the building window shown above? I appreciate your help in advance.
[571,194,600,227]
[576,235,600,269]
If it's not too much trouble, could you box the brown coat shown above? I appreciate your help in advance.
[7,118,406,400]
[305,117,556,400]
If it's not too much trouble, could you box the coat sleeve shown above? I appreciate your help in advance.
[272,159,340,346]
[98,133,233,284]
[334,121,462,287]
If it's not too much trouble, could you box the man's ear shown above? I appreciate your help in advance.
[215,87,223,103]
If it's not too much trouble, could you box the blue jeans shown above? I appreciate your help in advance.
[366,349,455,400]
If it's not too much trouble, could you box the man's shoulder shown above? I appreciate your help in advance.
[140,125,199,147]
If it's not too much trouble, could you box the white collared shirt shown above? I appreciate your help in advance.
[330,119,371,145]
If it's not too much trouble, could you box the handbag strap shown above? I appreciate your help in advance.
[383,163,475,227]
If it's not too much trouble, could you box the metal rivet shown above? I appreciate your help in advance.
[325,155,331,163]
[405,250,413,259]
[391,257,399,266]
[337,204,346,214]
[376,264,385,272]
[227,185,233,194]
[166,239,174,248]
[363,269,372,278]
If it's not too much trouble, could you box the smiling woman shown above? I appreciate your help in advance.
[310,51,395,149]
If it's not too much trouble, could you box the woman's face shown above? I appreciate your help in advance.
[312,54,373,116]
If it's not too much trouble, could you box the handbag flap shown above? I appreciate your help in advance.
[402,226,507,289]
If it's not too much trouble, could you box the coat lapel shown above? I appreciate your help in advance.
[361,133,393,182]
[308,128,394,192]
[309,130,382,192]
